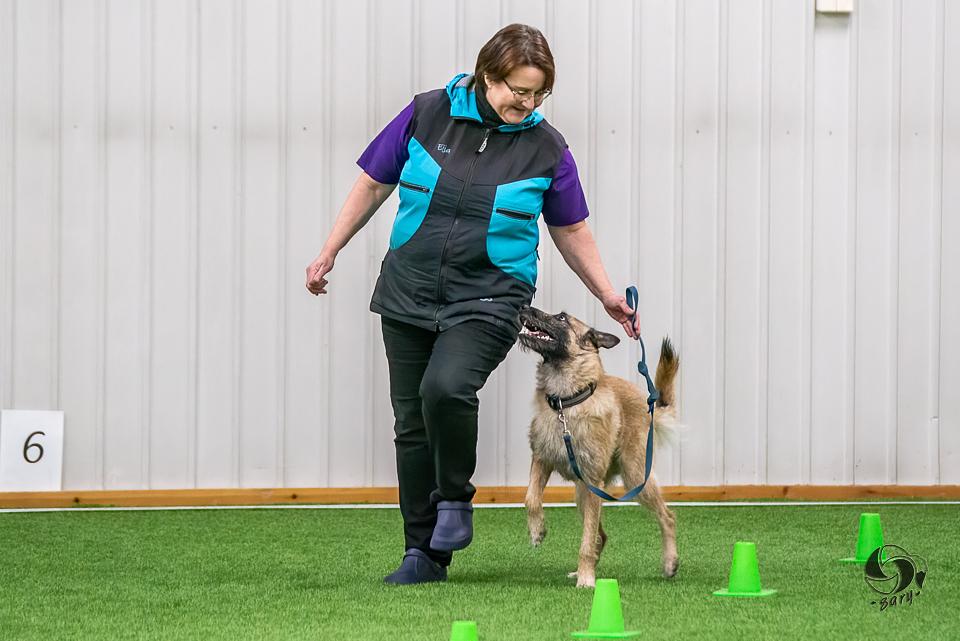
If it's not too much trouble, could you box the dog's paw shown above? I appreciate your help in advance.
[576,573,596,589]
[530,526,547,547]
[662,555,680,578]
[567,570,597,588]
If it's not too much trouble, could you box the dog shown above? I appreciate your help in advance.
[517,305,681,588]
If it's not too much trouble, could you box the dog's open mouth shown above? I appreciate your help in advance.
[519,321,554,343]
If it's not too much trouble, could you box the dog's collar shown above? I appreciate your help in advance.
[546,382,597,411]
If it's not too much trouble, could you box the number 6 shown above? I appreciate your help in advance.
[23,431,45,464]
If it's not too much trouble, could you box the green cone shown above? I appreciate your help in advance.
[840,513,885,564]
[713,541,777,597]
[449,620,477,641]
[571,579,641,639]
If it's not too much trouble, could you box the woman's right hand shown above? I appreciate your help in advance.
[305,251,336,295]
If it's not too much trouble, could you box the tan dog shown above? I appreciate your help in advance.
[517,305,681,588]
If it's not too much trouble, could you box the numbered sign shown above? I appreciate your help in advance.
[0,410,64,491]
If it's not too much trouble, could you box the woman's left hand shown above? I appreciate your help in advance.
[600,291,640,340]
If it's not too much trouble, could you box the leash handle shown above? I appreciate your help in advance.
[626,286,659,407]
[625,286,642,344]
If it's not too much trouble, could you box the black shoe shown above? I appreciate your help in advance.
[383,549,448,585]
[430,500,474,551]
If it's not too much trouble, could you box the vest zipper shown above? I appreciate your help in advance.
[434,127,492,330]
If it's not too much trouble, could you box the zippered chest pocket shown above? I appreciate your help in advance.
[494,207,535,221]
[399,180,431,194]
[486,205,540,288]
[391,180,433,250]
[486,176,552,287]
[389,137,441,250]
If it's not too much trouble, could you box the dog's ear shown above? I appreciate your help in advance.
[584,329,620,350]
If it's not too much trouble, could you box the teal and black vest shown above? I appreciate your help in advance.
[370,73,570,332]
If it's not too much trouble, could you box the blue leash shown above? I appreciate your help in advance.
[561,286,659,502]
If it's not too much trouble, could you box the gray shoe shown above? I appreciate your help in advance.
[430,501,474,551]
[383,549,448,585]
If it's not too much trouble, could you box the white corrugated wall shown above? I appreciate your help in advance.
[0,0,956,490]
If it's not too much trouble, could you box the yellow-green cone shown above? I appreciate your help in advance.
[713,541,778,597]
[571,579,641,639]
[840,513,885,564]
[449,620,478,641]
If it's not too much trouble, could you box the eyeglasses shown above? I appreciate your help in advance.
[502,79,552,105]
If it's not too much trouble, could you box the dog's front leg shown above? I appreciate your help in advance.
[574,483,602,588]
[525,457,551,546]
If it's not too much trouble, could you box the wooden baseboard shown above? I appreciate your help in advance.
[1,485,958,509]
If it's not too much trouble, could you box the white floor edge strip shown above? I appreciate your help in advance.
[2,500,958,514]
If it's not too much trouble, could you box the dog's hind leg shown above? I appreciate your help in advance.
[571,483,603,588]
[525,457,552,546]
[623,463,679,578]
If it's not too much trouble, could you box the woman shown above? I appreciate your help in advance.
[305,24,640,585]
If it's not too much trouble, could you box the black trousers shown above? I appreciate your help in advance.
[380,315,518,566]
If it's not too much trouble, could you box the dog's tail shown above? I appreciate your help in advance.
[654,336,679,408]
[651,336,683,450]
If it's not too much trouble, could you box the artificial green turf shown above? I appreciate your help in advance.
[1,504,956,640]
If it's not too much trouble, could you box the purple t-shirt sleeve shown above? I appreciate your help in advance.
[542,148,590,226]
[356,100,415,184]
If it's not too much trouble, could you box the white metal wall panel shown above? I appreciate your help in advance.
[765,0,808,484]
[0,0,954,491]
[811,12,853,483]
[897,0,940,484]
[151,0,194,488]
[723,0,764,484]
[196,0,240,488]
[59,0,101,491]
[0,0,11,421]
[942,0,960,484]
[854,0,896,485]
[679,0,721,485]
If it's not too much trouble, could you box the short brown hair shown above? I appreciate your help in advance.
[474,24,555,92]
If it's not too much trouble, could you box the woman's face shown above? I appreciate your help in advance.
[483,66,548,124]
